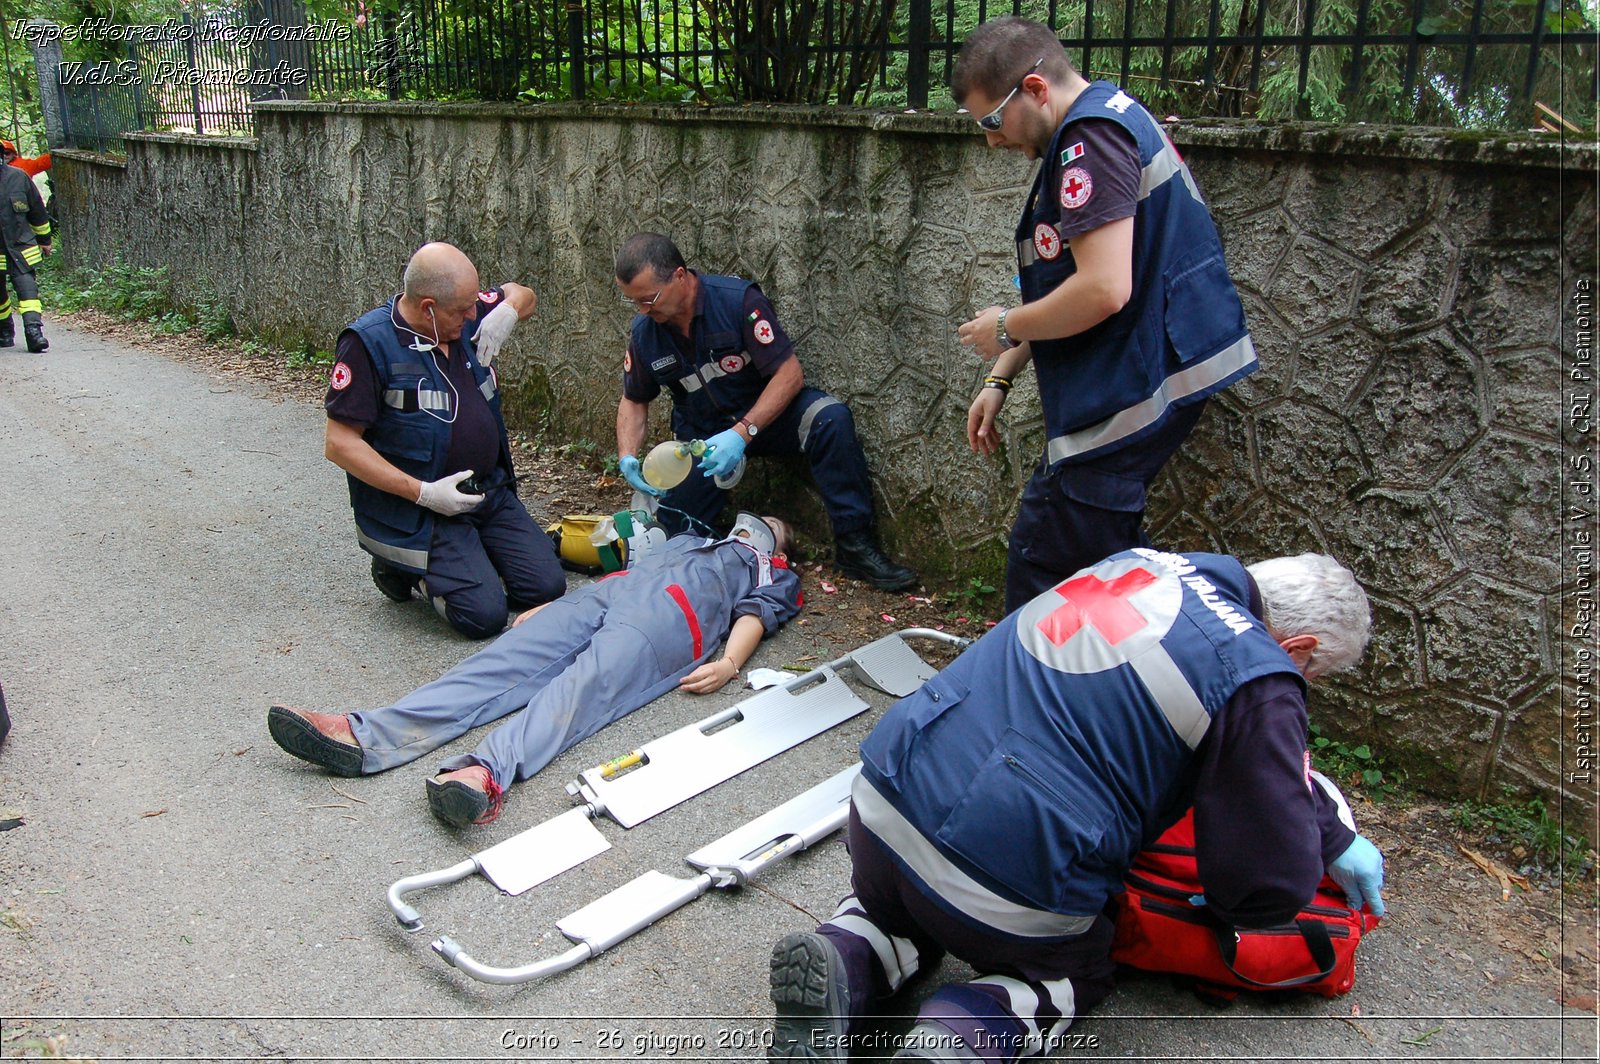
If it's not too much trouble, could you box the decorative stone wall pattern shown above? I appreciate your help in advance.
[49,104,1596,814]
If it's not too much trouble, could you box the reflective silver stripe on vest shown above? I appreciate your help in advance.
[796,395,842,451]
[1017,237,1039,268]
[1126,644,1212,750]
[479,377,496,402]
[676,360,731,394]
[852,774,1099,938]
[1139,133,1204,205]
[382,388,453,413]
[1045,333,1256,465]
[357,528,429,571]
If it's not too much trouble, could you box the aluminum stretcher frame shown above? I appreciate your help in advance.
[385,628,966,984]
[431,764,860,984]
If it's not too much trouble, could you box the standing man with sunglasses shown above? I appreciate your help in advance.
[612,232,918,592]
[954,18,1258,614]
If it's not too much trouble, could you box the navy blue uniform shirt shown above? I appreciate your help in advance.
[326,287,506,480]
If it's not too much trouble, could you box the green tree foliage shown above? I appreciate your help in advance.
[697,0,899,103]
[899,0,1594,128]
[0,1,258,149]
[20,0,1594,137]
[0,30,45,151]
[571,0,1595,126]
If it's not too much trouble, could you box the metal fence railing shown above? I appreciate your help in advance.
[57,78,143,154]
[52,0,1599,153]
[53,1,297,150]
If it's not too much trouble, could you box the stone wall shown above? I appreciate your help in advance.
[50,103,1596,812]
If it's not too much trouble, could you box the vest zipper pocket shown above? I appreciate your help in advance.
[1003,754,1083,819]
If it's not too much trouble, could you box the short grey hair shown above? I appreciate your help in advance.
[1246,553,1371,677]
[402,243,471,304]
[615,232,687,285]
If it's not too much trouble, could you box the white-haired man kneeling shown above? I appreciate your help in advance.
[768,549,1384,1062]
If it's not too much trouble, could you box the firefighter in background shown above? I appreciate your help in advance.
[0,140,51,178]
[0,154,52,353]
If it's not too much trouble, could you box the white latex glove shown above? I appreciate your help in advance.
[416,470,484,516]
[471,301,519,367]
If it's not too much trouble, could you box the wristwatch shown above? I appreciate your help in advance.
[737,416,759,438]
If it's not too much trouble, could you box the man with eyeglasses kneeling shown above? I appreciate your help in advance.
[323,242,565,639]
[953,18,1258,617]
[613,232,918,593]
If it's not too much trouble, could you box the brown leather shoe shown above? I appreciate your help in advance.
[267,705,362,777]
[425,765,504,828]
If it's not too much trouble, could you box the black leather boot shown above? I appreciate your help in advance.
[370,556,419,603]
[0,316,14,348]
[23,323,47,353]
[835,529,919,591]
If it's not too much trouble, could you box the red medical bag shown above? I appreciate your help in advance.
[1110,809,1380,1003]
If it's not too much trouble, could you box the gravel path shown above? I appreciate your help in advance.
[0,322,1593,1062]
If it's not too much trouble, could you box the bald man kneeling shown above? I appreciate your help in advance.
[322,242,565,639]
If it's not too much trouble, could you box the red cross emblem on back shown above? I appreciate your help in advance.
[1038,567,1158,647]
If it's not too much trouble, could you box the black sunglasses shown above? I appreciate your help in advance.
[976,57,1044,131]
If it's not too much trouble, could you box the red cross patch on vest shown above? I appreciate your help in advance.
[1034,223,1062,260]
[1060,166,1094,210]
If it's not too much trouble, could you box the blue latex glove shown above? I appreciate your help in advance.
[1328,834,1386,915]
[700,428,747,479]
[618,454,666,498]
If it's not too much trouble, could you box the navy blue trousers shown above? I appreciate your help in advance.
[809,808,1118,1062]
[1004,401,1207,614]
[417,484,566,639]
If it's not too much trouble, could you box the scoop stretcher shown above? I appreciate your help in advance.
[384,629,967,984]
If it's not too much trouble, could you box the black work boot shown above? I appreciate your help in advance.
[835,529,918,592]
[23,322,47,353]
[769,931,852,1061]
[370,557,419,603]
[0,315,14,347]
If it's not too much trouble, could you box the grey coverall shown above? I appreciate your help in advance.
[345,534,803,786]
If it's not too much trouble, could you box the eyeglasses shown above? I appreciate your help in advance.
[619,269,680,308]
[975,57,1043,131]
